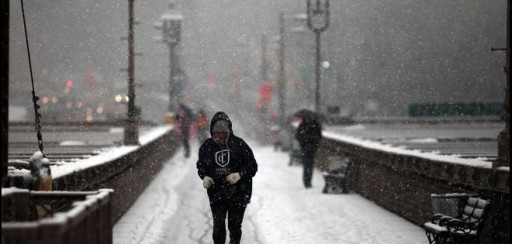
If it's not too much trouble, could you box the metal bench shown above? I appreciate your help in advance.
[322,156,350,194]
[424,196,491,244]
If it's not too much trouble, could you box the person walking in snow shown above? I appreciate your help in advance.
[295,109,322,188]
[175,103,195,158]
[196,111,258,244]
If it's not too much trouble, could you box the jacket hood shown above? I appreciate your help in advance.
[210,111,233,137]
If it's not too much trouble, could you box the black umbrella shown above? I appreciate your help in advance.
[295,109,321,122]
[178,103,195,118]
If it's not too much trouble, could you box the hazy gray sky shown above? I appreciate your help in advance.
[9,0,507,123]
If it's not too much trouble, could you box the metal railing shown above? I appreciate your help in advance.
[2,188,113,244]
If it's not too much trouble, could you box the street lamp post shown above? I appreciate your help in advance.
[154,1,182,114]
[261,34,268,82]
[496,0,510,168]
[275,13,308,128]
[1,0,9,184]
[277,12,286,128]
[306,0,329,113]
[124,0,139,145]
[290,14,308,110]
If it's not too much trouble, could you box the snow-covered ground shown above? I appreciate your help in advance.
[113,141,427,244]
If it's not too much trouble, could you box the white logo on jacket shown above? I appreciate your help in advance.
[215,150,230,167]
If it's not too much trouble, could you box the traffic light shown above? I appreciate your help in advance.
[65,80,74,88]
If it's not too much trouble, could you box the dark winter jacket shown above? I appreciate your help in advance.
[196,111,258,206]
[176,103,195,127]
[296,115,322,150]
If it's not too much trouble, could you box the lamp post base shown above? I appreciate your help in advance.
[495,131,510,168]
[124,118,139,145]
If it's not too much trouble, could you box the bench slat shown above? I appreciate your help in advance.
[424,196,491,244]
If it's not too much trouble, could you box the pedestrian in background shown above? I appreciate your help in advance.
[196,109,209,144]
[175,103,195,158]
[196,111,258,244]
[295,109,322,188]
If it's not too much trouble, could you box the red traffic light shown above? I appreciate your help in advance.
[65,80,74,88]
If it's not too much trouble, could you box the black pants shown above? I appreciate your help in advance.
[301,144,317,188]
[211,202,247,244]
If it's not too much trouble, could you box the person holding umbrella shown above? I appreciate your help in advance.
[294,109,323,188]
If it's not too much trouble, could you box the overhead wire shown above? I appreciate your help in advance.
[20,0,45,156]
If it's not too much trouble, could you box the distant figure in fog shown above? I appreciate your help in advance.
[196,111,258,244]
[175,103,195,158]
[295,109,322,188]
[196,109,209,144]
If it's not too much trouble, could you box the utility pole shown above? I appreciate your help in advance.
[169,39,175,111]
[1,0,9,185]
[277,13,286,127]
[261,34,268,82]
[307,0,329,113]
[496,0,510,168]
[124,0,139,145]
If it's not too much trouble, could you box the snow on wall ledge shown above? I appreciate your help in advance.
[50,125,177,193]
[320,131,509,194]
[52,125,172,179]
[322,131,494,168]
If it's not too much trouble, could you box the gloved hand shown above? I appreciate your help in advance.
[226,173,241,185]
[203,176,214,189]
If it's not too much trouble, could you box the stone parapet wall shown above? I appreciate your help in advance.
[51,128,179,224]
[317,137,510,243]
[2,189,114,244]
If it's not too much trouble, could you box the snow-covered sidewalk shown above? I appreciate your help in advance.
[113,142,427,244]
